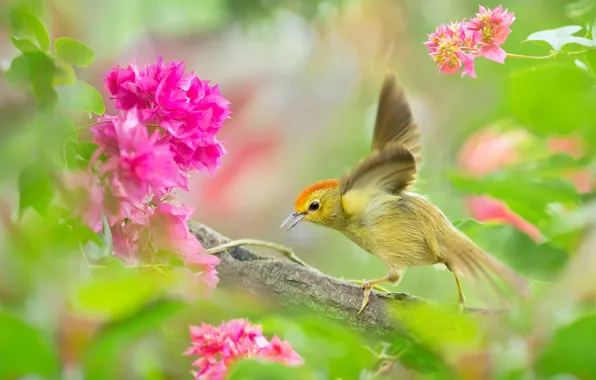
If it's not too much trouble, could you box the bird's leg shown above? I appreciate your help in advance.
[452,270,466,311]
[357,276,390,316]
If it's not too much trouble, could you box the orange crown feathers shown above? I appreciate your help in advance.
[295,179,339,210]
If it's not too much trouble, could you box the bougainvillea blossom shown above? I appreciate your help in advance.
[103,57,231,174]
[467,5,516,63]
[185,319,303,380]
[425,5,515,76]
[71,57,232,290]
[424,21,478,77]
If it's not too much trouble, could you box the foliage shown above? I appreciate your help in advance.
[1,0,596,379]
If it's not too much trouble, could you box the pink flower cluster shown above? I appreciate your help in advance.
[458,127,593,241]
[425,5,515,77]
[185,319,303,380]
[63,57,230,289]
[100,57,231,180]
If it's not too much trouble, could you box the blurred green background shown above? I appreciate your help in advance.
[1,0,596,378]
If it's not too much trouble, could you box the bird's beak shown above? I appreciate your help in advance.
[280,212,306,231]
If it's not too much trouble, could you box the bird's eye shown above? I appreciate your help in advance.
[309,200,320,211]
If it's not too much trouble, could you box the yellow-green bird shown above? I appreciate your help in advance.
[281,72,530,314]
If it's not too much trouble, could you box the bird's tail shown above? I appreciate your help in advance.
[442,229,531,299]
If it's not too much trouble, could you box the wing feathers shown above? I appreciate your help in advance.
[339,73,421,197]
[372,72,421,165]
[339,143,417,196]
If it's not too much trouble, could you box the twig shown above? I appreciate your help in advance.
[202,238,310,268]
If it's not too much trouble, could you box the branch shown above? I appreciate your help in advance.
[189,221,502,337]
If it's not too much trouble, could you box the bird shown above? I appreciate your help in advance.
[280,72,530,314]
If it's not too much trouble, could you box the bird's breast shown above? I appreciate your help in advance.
[342,194,441,268]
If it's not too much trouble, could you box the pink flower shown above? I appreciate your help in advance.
[458,128,530,176]
[191,361,226,380]
[111,201,202,258]
[547,135,585,159]
[425,5,515,75]
[260,336,305,366]
[149,203,202,257]
[109,199,220,287]
[185,319,303,380]
[104,64,140,110]
[111,205,152,263]
[93,109,185,203]
[103,57,231,174]
[458,127,541,240]
[547,135,593,193]
[467,5,515,63]
[186,252,221,290]
[465,196,542,241]
[425,21,478,77]
[458,128,594,241]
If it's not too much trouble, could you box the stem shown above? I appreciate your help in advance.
[64,121,107,136]
[202,239,311,268]
[506,52,556,60]
[568,49,592,56]
[371,342,409,378]
[507,49,592,60]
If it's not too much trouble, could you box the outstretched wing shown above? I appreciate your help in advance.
[371,72,421,164]
[339,142,417,196]
[339,73,420,199]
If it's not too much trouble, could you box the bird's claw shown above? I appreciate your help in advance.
[356,280,373,316]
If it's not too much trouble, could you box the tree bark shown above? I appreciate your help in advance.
[189,221,501,337]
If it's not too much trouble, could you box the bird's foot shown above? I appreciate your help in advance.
[348,279,389,293]
[357,280,373,316]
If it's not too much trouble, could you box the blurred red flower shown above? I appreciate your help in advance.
[458,128,592,241]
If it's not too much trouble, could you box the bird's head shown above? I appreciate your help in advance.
[280,179,344,230]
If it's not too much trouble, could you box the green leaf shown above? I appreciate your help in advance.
[0,313,58,378]
[454,219,568,281]
[57,80,105,116]
[18,162,54,217]
[78,142,99,161]
[509,63,596,141]
[399,343,448,375]
[28,52,58,107]
[584,50,596,75]
[526,26,594,51]
[52,59,77,86]
[536,315,596,378]
[394,303,480,352]
[8,51,58,106]
[81,300,185,379]
[50,221,104,252]
[65,140,99,169]
[565,0,596,20]
[4,54,31,85]
[449,165,579,227]
[54,37,95,67]
[11,36,41,54]
[260,315,374,378]
[228,359,310,379]
[9,9,51,51]
[5,51,58,106]
[72,271,155,320]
